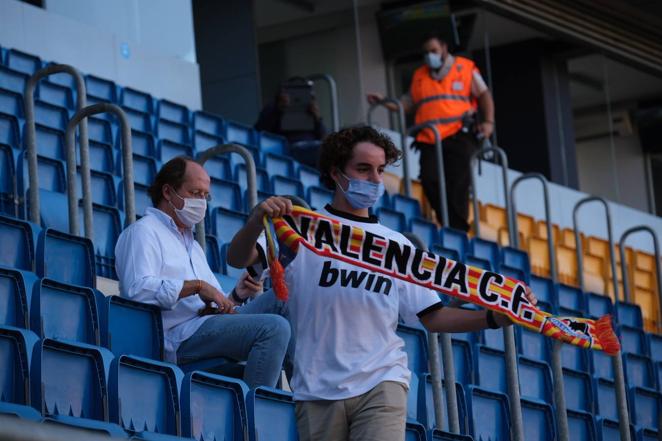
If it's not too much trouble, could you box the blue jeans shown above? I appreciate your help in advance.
[176,297,290,389]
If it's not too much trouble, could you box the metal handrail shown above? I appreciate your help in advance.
[572,197,619,298]
[24,64,87,225]
[620,226,661,321]
[195,144,257,250]
[469,146,512,239]
[366,98,411,197]
[509,173,568,441]
[65,103,135,238]
[307,73,339,132]
[407,123,448,226]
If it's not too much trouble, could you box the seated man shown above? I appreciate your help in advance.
[115,156,290,389]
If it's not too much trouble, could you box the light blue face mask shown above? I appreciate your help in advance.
[337,172,385,209]
[424,52,443,70]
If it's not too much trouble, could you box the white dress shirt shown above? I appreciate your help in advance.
[115,207,225,362]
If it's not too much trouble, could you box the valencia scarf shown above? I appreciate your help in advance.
[263,207,620,355]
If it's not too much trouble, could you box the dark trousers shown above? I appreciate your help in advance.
[416,132,477,232]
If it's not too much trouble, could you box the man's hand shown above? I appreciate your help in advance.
[366,93,385,105]
[494,287,538,327]
[477,121,494,140]
[197,281,236,314]
[248,196,293,228]
[235,271,263,301]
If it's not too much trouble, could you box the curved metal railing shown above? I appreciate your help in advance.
[307,73,339,132]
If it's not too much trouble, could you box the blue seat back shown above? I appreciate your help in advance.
[246,387,298,441]
[500,264,529,285]
[563,368,592,412]
[39,81,73,109]
[0,113,20,147]
[121,87,153,113]
[85,75,117,102]
[445,337,473,386]
[422,375,466,433]
[127,153,158,186]
[619,325,647,355]
[396,324,428,375]
[466,386,510,441]
[129,130,156,157]
[210,178,242,212]
[409,218,439,248]
[105,296,163,360]
[594,378,618,420]
[212,208,248,245]
[469,238,500,272]
[297,165,320,189]
[87,117,113,145]
[561,337,589,372]
[429,430,475,441]
[500,246,531,277]
[307,186,333,211]
[0,268,36,329]
[0,215,37,272]
[6,49,41,75]
[649,334,662,363]
[181,371,249,441]
[586,293,613,319]
[439,228,468,260]
[235,164,270,193]
[159,139,194,163]
[77,169,117,207]
[272,175,304,198]
[86,140,115,174]
[616,301,643,328]
[529,275,556,310]
[597,418,636,441]
[34,125,65,160]
[519,327,549,363]
[225,120,255,146]
[123,107,152,133]
[259,132,287,155]
[518,356,553,404]
[203,155,232,181]
[0,89,22,118]
[0,66,28,94]
[566,410,597,441]
[557,284,586,312]
[590,350,614,380]
[623,353,655,389]
[0,144,15,215]
[405,421,427,441]
[0,326,39,407]
[118,182,151,218]
[194,111,224,137]
[157,119,190,145]
[629,387,661,430]
[430,245,460,263]
[194,130,226,154]
[205,235,221,273]
[376,207,406,232]
[392,194,422,220]
[34,100,68,131]
[464,255,492,272]
[158,99,189,124]
[481,326,504,351]
[264,153,294,177]
[520,399,555,441]
[18,153,66,195]
[474,346,507,393]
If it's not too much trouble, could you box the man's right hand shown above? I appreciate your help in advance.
[366,93,384,105]
[198,281,236,314]
[248,196,293,228]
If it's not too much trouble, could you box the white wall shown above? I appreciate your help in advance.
[0,0,201,109]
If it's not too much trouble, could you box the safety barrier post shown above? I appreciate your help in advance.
[307,73,340,132]
[469,146,511,239]
[367,98,411,197]
[24,64,87,225]
[195,144,257,250]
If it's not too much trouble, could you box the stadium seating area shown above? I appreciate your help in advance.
[0,46,661,440]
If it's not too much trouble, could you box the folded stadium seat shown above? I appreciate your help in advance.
[204,235,221,273]
[156,118,190,146]
[496,226,524,248]
[118,181,151,218]
[193,130,224,154]
[224,120,256,147]
[5,49,41,75]
[181,371,249,441]
[464,254,492,272]
[622,353,656,389]
[263,152,295,177]
[615,301,644,329]
[474,346,507,394]
[158,139,195,164]
[109,354,187,440]
[76,168,118,207]
[563,367,594,413]
[560,323,590,372]
[409,217,439,248]
[529,275,556,311]
[481,204,508,239]
[258,131,287,156]
[438,228,469,261]
[38,81,74,109]
[420,375,467,433]
[41,66,76,90]
[211,207,248,245]
[34,124,65,160]
[0,266,37,329]
[193,111,225,137]
[500,264,529,285]
[405,421,427,441]
[429,429,475,441]
[515,212,535,244]
[442,337,474,386]
[209,177,242,212]
[30,278,100,345]
[235,163,270,193]
[127,129,156,158]
[0,88,22,118]
[81,140,115,175]
[628,387,661,432]
[649,333,662,363]
[376,207,406,232]
[560,228,582,249]
[372,192,391,212]
[596,417,637,441]
[639,428,660,441]
[306,185,333,211]
[566,410,598,441]
[202,155,232,181]
[120,87,154,114]
[17,153,66,203]
[581,253,607,295]
[0,113,20,147]
[32,338,127,436]
[117,153,158,186]
[465,386,511,441]
[246,387,298,441]
[407,372,420,423]
[271,175,304,198]
[392,194,423,220]
[245,190,275,213]
[556,244,579,286]
[430,244,460,262]
[468,238,500,272]
[223,144,261,171]
[594,377,619,421]
[520,399,555,441]
[404,179,435,222]
[518,356,554,405]
[590,350,615,381]
[36,228,95,288]
[0,66,28,94]
[481,326,504,351]
[586,292,613,319]
[29,190,67,234]
[527,236,552,278]
[296,164,322,189]
[34,100,68,132]
[396,323,429,375]
[633,287,659,332]
[157,99,189,125]
[84,202,122,279]
[122,106,153,133]
[519,326,550,364]
[500,246,531,278]
[84,74,118,103]
[0,214,38,272]
[556,284,586,313]
[86,116,114,145]
[0,325,42,420]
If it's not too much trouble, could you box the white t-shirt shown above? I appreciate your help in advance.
[261,205,443,401]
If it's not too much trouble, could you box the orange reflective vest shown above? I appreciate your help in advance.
[410,56,477,144]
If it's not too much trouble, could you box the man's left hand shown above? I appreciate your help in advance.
[235,271,263,301]
[494,286,538,327]
[478,121,494,139]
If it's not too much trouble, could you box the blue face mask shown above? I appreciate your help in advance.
[337,172,385,209]
[424,52,443,70]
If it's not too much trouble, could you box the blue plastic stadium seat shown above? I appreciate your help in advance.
[205,235,221,273]
[87,117,113,145]
[6,49,41,75]
[36,228,95,288]
[439,228,468,261]
[406,372,420,422]
[529,275,556,311]
[87,203,122,279]
[76,168,117,207]
[519,327,549,363]
[246,386,298,441]
[102,295,163,360]
[34,100,68,131]
[158,139,194,163]
[376,207,406,232]
[120,87,153,114]
[0,214,37,272]
[557,284,586,313]
[193,130,224,153]
[84,140,115,174]
[372,192,391,211]
[500,246,531,279]
[464,254,492,272]
[210,177,242,212]
[259,131,287,156]
[297,164,320,189]
[109,354,184,439]
[271,175,304,198]
[34,124,65,160]
[518,356,553,404]
[235,163,270,193]
[586,292,613,319]
[594,377,618,420]
[566,410,598,441]
[561,336,590,372]
[123,153,158,186]
[408,218,439,248]
[193,111,224,137]
[306,185,333,211]
[225,120,256,146]
[122,107,153,133]
[0,66,28,94]
[158,99,189,125]
[264,152,295,177]
[392,194,422,220]
[629,387,661,431]
[396,323,429,375]
[212,208,248,245]
[0,325,41,421]
[639,428,660,441]
[0,267,37,329]
[520,399,555,441]
[202,155,232,182]
[47,69,76,89]
[563,367,593,412]
[33,338,126,436]
[615,301,644,328]
[128,129,156,158]
[85,75,117,103]
[469,238,500,272]
[421,375,467,433]
[0,113,20,147]
[181,371,249,441]
[405,421,427,441]
[157,119,190,145]
[429,430,475,441]
[474,346,507,393]
[649,334,662,363]
[499,264,529,285]
[619,324,647,355]
[442,337,473,386]
[18,153,66,197]
[466,386,511,441]
[590,350,614,381]
[623,353,655,390]
[430,245,460,263]
[118,181,151,217]
[596,417,637,441]
[481,326,504,351]
[0,88,22,118]
[38,81,73,109]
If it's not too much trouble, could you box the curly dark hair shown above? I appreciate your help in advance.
[318,125,402,190]
[147,156,194,206]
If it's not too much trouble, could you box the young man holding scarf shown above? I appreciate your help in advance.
[227,126,535,441]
